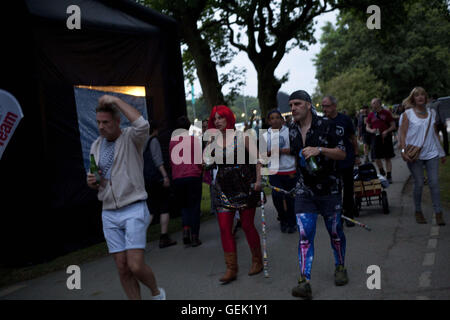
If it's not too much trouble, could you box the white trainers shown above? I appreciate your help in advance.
[151,287,166,300]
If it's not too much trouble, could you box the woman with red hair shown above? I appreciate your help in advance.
[205,105,264,284]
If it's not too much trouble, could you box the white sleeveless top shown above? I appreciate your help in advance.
[404,108,445,160]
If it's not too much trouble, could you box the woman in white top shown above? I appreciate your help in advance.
[263,109,297,233]
[399,87,446,225]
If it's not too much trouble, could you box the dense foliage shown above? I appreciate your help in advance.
[314,0,450,109]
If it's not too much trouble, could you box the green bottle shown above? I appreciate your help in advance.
[90,154,101,184]
[308,156,319,173]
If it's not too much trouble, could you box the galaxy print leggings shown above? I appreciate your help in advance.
[295,200,346,280]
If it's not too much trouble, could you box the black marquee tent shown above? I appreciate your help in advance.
[0,0,186,266]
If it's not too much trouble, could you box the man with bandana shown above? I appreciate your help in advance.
[287,90,348,300]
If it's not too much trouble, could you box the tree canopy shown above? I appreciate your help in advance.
[313,66,389,115]
[140,0,230,108]
[141,0,344,116]
[314,0,450,105]
[219,0,341,117]
[139,0,449,118]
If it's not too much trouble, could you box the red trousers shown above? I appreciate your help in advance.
[217,208,261,253]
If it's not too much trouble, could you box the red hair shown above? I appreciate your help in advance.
[208,105,236,130]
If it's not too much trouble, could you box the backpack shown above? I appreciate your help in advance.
[143,136,163,185]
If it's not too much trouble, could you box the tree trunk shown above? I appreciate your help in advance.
[182,17,226,112]
[257,68,282,120]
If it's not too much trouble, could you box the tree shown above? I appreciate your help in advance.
[219,0,341,117]
[140,0,230,109]
[314,0,450,103]
[314,66,389,115]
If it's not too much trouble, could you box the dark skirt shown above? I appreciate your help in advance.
[371,133,395,160]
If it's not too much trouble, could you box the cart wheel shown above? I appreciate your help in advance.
[381,191,389,214]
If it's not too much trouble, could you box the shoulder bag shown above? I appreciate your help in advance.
[405,111,432,161]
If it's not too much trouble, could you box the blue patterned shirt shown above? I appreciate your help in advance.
[99,138,116,180]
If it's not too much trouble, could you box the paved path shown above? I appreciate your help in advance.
[1,155,449,300]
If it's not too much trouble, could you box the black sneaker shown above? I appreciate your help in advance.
[159,234,177,249]
[291,277,312,300]
[280,223,288,233]
[287,225,297,234]
[334,265,349,286]
[387,172,392,184]
[191,235,202,247]
[183,228,191,245]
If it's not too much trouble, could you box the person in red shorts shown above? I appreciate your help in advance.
[366,98,396,183]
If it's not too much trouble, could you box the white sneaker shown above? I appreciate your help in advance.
[152,287,166,300]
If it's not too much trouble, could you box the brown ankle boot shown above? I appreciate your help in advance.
[415,211,427,224]
[248,247,263,276]
[220,252,238,284]
[435,212,446,226]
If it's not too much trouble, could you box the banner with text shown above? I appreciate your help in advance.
[0,89,24,160]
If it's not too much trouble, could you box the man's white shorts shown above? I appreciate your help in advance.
[102,200,151,254]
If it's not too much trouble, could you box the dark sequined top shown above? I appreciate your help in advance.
[212,135,262,211]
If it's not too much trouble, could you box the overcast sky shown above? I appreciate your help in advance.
[187,10,338,100]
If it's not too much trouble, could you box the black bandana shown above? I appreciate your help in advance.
[289,90,312,104]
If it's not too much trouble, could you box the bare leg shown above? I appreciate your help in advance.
[113,251,141,300]
[160,213,169,234]
[364,144,369,157]
[375,159,384,174]
[126,249,160,296]
[385,158,392,173]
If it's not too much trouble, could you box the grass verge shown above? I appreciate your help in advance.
[438,157,450,209]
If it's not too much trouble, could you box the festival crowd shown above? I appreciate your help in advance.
[86,86,447,300]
